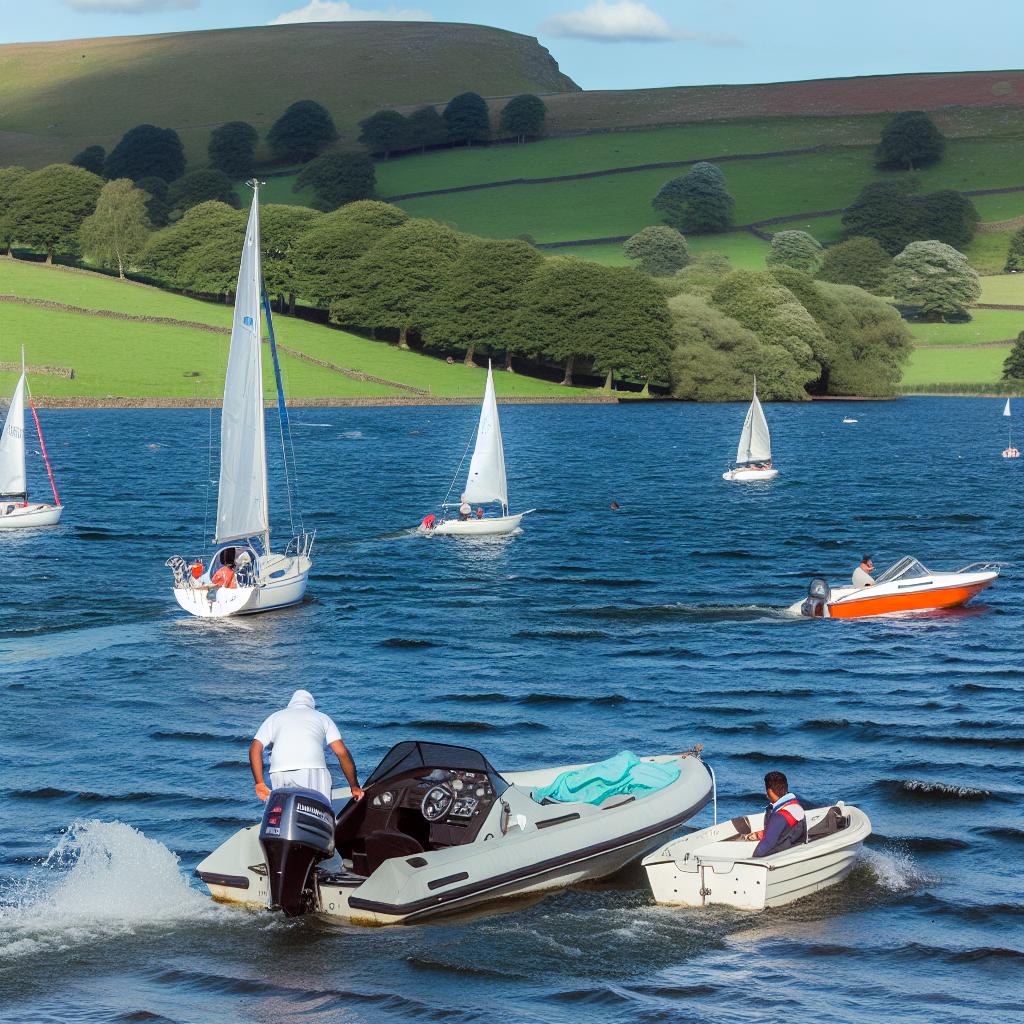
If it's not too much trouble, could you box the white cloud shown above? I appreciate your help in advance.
[66,0,198,11]
[271,1,433,25]
[542,1,740,45]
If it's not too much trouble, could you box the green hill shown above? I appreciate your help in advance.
[0,22,578,168]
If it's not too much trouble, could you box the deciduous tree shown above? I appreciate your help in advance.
[295,152,375,212]
[623,225,690,276]
[443,92,491,146]
[816,236,893,293]
[875,110,946,171]
[499,94,546,143]
[138,201,245,290]
[0,166,29,256]
[267,100,338,163]
[652,162,733,233]
[766,230,824,273]
[208,121,258,179]
[135,176,171,228]
[167,170,240,217]
[260,203,321,311]
[70,145,106,176]
[1003,227,1024,272]
[1002,331,1024,379]
[11,164,104,263]
[407,106,449,152]
[104,124,185,183]
[891,240,981,319]
[358,110,411,158]
[79,178,152,279]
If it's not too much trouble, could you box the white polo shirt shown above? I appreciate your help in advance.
[254,704,342,773]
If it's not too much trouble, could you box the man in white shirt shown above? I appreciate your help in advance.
[249,689,363,804]
[852,555,875,588]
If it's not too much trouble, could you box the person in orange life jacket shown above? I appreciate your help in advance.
[211,548,237,589]
[475,507,484,519]
[747,770,806,857]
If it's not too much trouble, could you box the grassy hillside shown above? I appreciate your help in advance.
[0,22,578,168]
[0,262,591,401]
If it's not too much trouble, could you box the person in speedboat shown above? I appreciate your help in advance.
[249,689,364,805]
[852,555,875,588]
[745,771,806,857]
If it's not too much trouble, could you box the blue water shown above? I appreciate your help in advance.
[1,398,1021,1024]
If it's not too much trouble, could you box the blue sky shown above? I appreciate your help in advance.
[4,0,1023,90]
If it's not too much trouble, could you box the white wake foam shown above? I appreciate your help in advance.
[862,847,931,893]
[0,819,222,959]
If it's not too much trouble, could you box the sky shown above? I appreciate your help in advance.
[3,0,1023,91]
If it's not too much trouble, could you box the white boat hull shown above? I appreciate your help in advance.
[0,503,62,529]
[423,512,528,537]
[723,468,778,482]
[643,804,871,910]
[172,554,310,618]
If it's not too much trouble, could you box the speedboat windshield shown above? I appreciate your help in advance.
[364,740,508,795]
[875,556,931,585]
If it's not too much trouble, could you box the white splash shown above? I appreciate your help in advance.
[862,847,931,893]
[0,820,223,959]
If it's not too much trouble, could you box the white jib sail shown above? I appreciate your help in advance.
[1004,398,1012,417]
[462,362,508,509]
[735,388,772,465]
[0,372,27,497]
[215,190,269,544]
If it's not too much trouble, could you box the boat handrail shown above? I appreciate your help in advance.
[956,561,1006,574]
[285,529,316,558]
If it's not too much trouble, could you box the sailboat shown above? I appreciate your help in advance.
[166,182,313,618]
[0,351,63,529]
[419,361,533,537]
[722,380,779,482]
[1001,398,1019,458]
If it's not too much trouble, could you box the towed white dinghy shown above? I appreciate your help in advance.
[643,802,871,910]
[0,350,63,530]
[419,362,533,537]
[196,741,714,925]
[166,182,312,618]
[723,379,778,482]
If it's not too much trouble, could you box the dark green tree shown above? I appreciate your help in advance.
[267,100,338,163]
[104,124,185,182]
[1002,331,1024,379]
[623,225,690,276]
[652,162,733,233]
[499,94,547,143]
[766,230,824,273]
[443,92,491,146]
[135,176,170,228]
[137,201,245,289]
[295,152,376,212]
[875,110,946,171]
[358,110,411,158]
[841,180,918,254]
[11,163,104,263]
[891,240,981,319]
[79,178,152,279]
[208,121,258,179]
[260,203,321,311]
[427,237,543,368]
[0,166,29,256]
[70,145,106,176]
[167,170,240,217]
[1005,227,1024,272]
[916,189,979,250]
[407,106,449,152]
[816,236,893,293]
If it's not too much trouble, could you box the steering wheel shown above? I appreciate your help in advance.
[421,783,455,822]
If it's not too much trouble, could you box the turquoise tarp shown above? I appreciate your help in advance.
[532,750,680,806]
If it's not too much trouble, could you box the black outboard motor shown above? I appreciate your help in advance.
[259,788,336,916]
[800,577,831,618]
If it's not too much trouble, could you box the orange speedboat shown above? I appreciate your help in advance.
[793,556,999,620]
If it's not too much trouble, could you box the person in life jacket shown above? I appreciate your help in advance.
[421,513,436,530]
[210,548,238,589]
[750,770,806,857]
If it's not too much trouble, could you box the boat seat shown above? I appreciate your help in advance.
[806,806,849,842]
[363,830,425,874]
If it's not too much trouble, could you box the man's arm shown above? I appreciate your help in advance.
[329,739,364,800]
[249,739,270,801]
[752,812,787,858]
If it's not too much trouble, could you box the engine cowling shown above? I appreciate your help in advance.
[800,577,831,618]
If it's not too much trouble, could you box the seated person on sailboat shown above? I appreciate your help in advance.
[852,555,875,588]
[459,499,471,521]
[211,548,238,589]
[748,771,806,857]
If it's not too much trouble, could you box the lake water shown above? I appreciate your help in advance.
[0,398,1021,1024]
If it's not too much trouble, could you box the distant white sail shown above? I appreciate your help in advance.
[1004,398,1012,417]
[735,388,772,465]
[462,362,508,509]
[0,372,27,497]
[215,193,269,544]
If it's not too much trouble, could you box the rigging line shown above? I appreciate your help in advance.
[203,403,213,546]
[25,381,60,506]
[441,422,477,511]
[262,285,297,537]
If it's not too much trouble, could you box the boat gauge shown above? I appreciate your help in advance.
[452,779,464,791]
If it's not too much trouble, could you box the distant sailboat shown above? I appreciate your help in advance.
[0,350,63,529]
[723,380,779,482]
[166,182,313,617]
[1001,397,1019,458]
[419,361,533,536]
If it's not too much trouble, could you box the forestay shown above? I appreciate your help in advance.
[215,192,269,544]
[736,389,772,465]
[462,363,508,509]
[0,372,27,498]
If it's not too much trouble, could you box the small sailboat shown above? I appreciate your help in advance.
[722,380,778,482]
[0,351,63,529]
[1001,398,1019,458]
[842,416,858,424]
[419,361,533,537]
[166,182,313,618]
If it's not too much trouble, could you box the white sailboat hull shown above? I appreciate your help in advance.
[0,503,62,529]
[423,513,527,537]
[172,555,311,619]
[722,468,778,482]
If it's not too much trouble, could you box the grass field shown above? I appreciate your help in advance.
[979,274,1024,303]
[901,345,1012,386]
[0,262,587,400]
[549,231,770,269]
[905,308,1024,346]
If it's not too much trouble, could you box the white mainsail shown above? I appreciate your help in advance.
[1004,398,1012,417]
[0,372,27,498]
[462,362,508,510]
[215,190,269,544]
[735,387,772,465]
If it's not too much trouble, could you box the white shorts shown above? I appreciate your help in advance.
[269,767,334,802]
